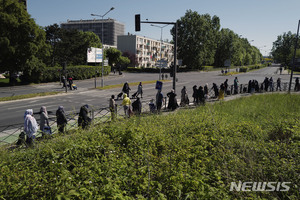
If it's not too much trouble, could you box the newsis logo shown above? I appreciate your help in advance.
[230,181,291,192]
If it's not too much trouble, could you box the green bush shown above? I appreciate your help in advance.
[239,66,248,72]
[37,65,111,83]
[0,94,299,199]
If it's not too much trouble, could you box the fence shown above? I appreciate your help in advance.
[0,81,298,147]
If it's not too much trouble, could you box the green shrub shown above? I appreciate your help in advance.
[0,94,299,199]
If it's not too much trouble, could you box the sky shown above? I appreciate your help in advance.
[27,0,300,56]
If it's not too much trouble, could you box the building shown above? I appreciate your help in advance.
[61,19,125,46]
[117,34,174,68]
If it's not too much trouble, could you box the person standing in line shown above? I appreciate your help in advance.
[234,77,239,94]
[156,90,164,113]
[218,83,225,100]
[56,106,68,133]
[198,86,205,105]
[24,109,38,146]
[224,79,229,95]
[39,106,50,135]
[212,83,219,98]
[136,82,143,98]
[167,89,178,111]
[276,78,281,91]
[148,99,156,113]
[121,94,131,117]
[204,83,209,99]
[192,85,198,103]
[122,81,131,97]
[78,105,91,129]
[295,77,300,91]
[269,77,274,92]
[263,77,269,92]
[132,97,142,115]
[180,86,188,106]
[109,95,116,121]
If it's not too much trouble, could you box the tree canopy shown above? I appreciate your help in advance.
[271,31,300,65]
[45,24,101,67]
[0,0,49,83]
[171,10,262,69]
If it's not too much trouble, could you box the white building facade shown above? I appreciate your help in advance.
[117,35,174,68]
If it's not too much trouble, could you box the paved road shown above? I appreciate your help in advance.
[0,64,298,127]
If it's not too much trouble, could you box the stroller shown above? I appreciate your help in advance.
[72,84,77,90]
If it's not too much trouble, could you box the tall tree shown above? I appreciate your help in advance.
[0,0,49,84]
[271,31,300,65]
[45,25,101,67]
[171,10,220,69]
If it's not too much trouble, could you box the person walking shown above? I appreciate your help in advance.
[122,81,131,97]
[167,89,178,111]
[109,95,117,121]
[78,105,91,129]
[24,109,38,146]
[121,94,131,117]
[56,106,67,133]
[68,77,73,90]
[136,82,143,98]
[62,76,67,89]
[156,90,164,113]
[39,106,50,135]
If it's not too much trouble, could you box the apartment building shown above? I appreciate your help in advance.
[61,19,125,46]
[117,34,174,68]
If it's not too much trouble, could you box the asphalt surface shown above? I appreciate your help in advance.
[0,64,298,128]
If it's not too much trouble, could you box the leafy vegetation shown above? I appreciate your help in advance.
[0,94,299,199]
[171,10,263,69]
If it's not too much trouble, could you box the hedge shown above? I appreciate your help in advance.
[40,65,111,83]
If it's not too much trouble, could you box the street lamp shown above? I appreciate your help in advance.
[91,7,115,88]
[151,24,169,80]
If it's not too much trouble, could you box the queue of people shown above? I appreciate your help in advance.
[21,77,299,147]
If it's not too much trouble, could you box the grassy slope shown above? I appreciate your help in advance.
[0,94,299,199]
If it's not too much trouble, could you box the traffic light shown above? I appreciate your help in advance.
[135,14,141,31]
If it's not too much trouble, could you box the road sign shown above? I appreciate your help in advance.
[155,81,163,90]
[224,59,231,67]
[87,47,102,63]
[156,59,167,68]
[104,59,108,66]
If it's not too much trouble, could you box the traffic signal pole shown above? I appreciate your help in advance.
[135,14,178,92]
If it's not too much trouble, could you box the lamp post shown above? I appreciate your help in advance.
[91,7,114,88]
[151,24,169,80]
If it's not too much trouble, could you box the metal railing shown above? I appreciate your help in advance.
[0,81,298,147]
